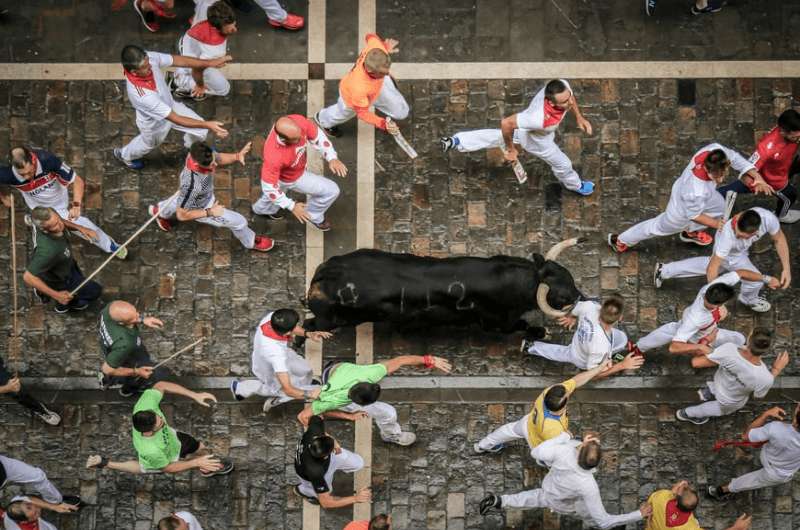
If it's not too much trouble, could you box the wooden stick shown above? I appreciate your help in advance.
[8,194,20,367]
[386,118,418,159]
[151,337,206,370]
[69,191,179,297]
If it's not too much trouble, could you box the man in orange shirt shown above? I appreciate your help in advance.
[645,481,751,530]
[316,34,408,137]
[343,514,391,530]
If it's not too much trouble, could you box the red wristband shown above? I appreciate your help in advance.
[423,355,434,369]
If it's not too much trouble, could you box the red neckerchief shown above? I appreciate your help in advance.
[710,307,722,323]
[731,215,738,232]
[186,155,213,174]
[124,68,157,91]
[543,98,567,128]
[260,321,289,342]
[691,151,712,181]
[664,499,692,527]
[187,20,226,45]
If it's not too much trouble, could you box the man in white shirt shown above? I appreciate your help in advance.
[1,494,79,530]
[157,511,204,530]
[708,404,800,499]
[676,327,789,424]
[479,432,652,528]
[0,455,82,510]
[634,271,746,356]
[172,1,237,100]
[655,207,791,312]
[522,294,644,377]
[113,45,231,171]
[441,79,595,195]
[230,308,327,413]
[608,143,764,250]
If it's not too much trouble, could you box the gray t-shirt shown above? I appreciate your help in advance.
[750,422,800,478]
[707,343,773,406]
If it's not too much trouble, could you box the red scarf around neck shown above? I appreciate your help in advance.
[691,151,712,181]
[124,68,157,91]
[260,321,289,342]
[188,20,226,45]
[664,499,692,527]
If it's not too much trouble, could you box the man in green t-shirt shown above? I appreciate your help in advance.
[85,381,233,477]
[297,355,452,446]
[98,300,168,397]
[22,206,102,313]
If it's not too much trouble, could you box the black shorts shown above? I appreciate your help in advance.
[177,431,200,458]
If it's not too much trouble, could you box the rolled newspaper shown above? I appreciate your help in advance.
[386,118,418,159]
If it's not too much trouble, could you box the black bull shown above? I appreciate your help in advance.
[303,241,585,335]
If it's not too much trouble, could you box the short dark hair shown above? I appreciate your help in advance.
[369,514,391,530]
[676,488,698,512]
[778,109,800,133]
[7,499,32,522]
[600,293,624,325]
[309,435,335,459]
[271,308,300,335]
[704,283,736,306]
[748,327,772,356]
[703,149,729,173]
[158,516,182,530]
[738,209,762,234]
[577,441,601,470]
[132,410,158,433]
[121,45,147,72]
[208,1,236,30]
[189,142,215,167]
[544,79,568,102]
[8,146,32,169]
[348,382,381,406]
[544,384,569,412]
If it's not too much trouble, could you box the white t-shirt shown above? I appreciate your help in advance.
[707,343,773,406]
[714,207,780,261]
[673,271,741,343]
[569,301,614,369]
[176,511,203,530]
[125,51,175,130]
[664,143,755,225]
[749,422,800,478]
[251,312,311,395]
[516,79,572,134]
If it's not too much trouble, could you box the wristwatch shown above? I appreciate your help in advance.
[762,275,773,285]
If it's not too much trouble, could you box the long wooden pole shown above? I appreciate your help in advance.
[8,194,20,367]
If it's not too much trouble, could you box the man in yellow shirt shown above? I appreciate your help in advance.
[645,481,751,530]
[315,33,408,137]
[473,361,610,455]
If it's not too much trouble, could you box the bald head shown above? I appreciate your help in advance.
[275,117,302,144]
[109,300,139,325]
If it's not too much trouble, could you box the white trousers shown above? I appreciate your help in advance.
[477,414,531,451]
[452,128,582,191]
[636,321,746,352]
[173,67,230,97]
[684,398,744,419]
[618,193,725,247]
[253,0,287,20]
[53,206,116,253]
[728,465,792,493]
[236,351,317,405]
[252,171,339,225]
[527,328,628,370]
[660,254,763,304]
[339,401,402,439]
[158,195,255,248]
[297,447,364,498]
[317,77,410,129]
[0,455,63,504]
[120,101,208,162]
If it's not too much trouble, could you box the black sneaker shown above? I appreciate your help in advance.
[72,301,90,311]
[294,485,320,505]
[675,408,709,425]
[440,137,455,152]
[61,495,85,510]
[519,338,535,354]
[691,3,722,15]
[201,458,234,477]
[118,387,136,398]
[707,485,732,501]
[264,211,285,221]
[645,0,656,15]
[698,385,715,402]
[653,262,664,288]
[479,494,501,515]
[54,305,71,314]
[313,112,341,138]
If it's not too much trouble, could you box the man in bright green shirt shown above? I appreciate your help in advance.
[22,206,102,313]
[298,355,452,446]
[85,381,233,477]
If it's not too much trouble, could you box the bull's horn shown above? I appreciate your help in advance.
[544,237,586,261]
[536,283,569,319]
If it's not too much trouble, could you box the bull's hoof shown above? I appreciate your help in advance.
[524,327,547,341]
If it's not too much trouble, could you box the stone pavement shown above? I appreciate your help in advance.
[2,398,798,529]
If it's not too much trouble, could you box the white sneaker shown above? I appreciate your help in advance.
[33,404,62,426]
[742,297,771,313]
[653,262,664,289]
[779,209,800,224]
[382,431,416,446]
[262,396,282,413]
